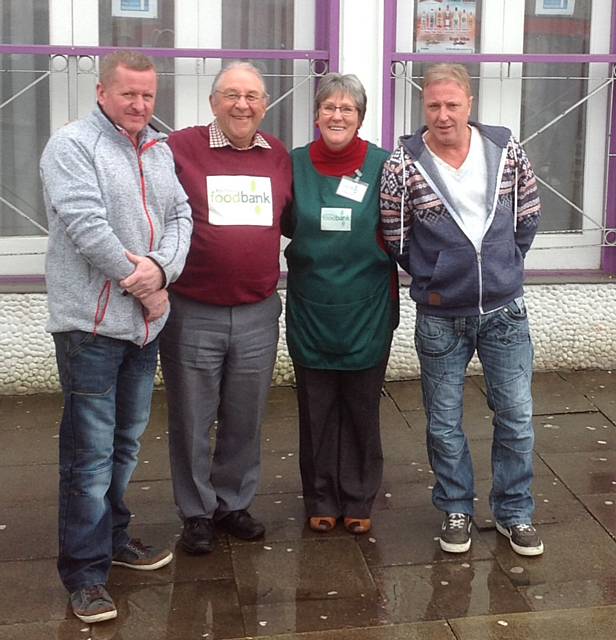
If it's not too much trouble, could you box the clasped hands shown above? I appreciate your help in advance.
[119,251,168,321]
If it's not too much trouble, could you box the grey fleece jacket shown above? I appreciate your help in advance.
[40,106,193,345]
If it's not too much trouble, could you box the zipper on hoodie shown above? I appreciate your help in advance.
[476,251,484,314]
[125,132,159,346]
[136,139,158,253]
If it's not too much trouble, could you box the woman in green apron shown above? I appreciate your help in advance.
[284,73,398,534]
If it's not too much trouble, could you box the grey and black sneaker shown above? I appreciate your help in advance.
[496,522,544,556]
[112,538,173,570]
[70,584,117,623]
[439,512,472,553]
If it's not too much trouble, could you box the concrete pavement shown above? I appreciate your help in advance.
[1,370,615,639]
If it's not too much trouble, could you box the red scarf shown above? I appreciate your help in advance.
[309,133,368,178]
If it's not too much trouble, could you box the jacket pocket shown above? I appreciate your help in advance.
[93,279,112,333]
[413,245,478,309]
[481,239,523,306]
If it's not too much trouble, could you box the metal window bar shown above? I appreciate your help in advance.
[380,0,616,272]
[388,62,614,245]
[0,49,331,256]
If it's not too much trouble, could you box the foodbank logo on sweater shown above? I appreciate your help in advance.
[207,175,273,226]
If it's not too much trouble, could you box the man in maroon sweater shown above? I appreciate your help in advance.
[160,62,292,553]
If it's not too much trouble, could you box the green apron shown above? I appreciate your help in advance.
[285,143,393,370]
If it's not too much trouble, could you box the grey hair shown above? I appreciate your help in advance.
[423,63,472,97]
[210,61,269,100]
[99,50,156,86]
[314,73,367,122]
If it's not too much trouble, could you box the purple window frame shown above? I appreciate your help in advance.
[382,0,616,275]
[0,1,341,288]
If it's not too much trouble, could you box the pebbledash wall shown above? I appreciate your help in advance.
[2,283,616,394]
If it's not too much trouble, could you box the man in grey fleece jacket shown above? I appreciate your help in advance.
[39,50,192,624]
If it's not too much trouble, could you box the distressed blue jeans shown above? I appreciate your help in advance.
[53,331,158,592]
[415,298,535,526]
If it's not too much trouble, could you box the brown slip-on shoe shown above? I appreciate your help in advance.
[343,517,371,534]
[309,516,336,532]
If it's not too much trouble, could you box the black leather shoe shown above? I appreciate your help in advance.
[216,509,265,540]
[180,517,215,554]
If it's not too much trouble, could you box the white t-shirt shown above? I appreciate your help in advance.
[425,126,489,252]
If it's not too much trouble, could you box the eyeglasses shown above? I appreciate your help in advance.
[320,103,358,117]
[215,90,266,104]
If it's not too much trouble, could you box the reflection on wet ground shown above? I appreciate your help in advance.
[1,370,616,639]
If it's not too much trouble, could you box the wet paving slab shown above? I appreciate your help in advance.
[0,557,73,625]
[374,558,531,623]
[257,621,458,640]
[0,461,57,507]
[449,605,616,639]
[530,372,597,415]
[560,370,616,423]
[0,392,63,431]
[539,450,616,494]
[523,576,616,611]
[2,369,616,639]
[534,411,616,454]
[0,501,58,561]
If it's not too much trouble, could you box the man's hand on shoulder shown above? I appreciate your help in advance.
[120,251,164,298]
[140,288,169,321]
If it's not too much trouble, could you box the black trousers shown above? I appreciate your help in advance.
[293,358,388,519]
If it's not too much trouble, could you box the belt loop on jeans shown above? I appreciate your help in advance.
[454,317,466,335]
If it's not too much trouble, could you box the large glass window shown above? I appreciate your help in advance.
[392,0,611,270]
[173,0,313,148]
[222,0,295,146]
[0,1,49,238]
[99,0,176,130]
[0,0,322,278]
[521,0,592,232]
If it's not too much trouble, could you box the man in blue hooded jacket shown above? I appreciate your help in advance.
[380,63,543,557]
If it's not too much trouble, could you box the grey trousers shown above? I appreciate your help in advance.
[159,291,281,520]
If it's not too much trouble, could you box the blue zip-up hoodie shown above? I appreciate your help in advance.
[380,122,541,316]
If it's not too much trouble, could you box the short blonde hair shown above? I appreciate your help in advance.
[423,63,472,97]
[99,50,155,86]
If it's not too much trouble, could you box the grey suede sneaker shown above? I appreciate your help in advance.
[70,584,117,623]
[496,522,544,556]
[112,538,173,570]
[439,512,472,553]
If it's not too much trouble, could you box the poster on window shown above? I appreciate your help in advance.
[415,0,477,54]
[535,0,575,16]
[112,0,158,19]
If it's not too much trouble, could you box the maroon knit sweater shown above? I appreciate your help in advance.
[168,125,292,306]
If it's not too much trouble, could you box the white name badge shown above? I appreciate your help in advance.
[321,207,352,231]
[336,175,368,202]
[207,175,274,226]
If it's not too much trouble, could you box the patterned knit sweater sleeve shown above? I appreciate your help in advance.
[379,145,413,274]
[509,136,541,257]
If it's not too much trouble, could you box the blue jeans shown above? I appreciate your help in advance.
[415,298,535,526]
[53,331,158,592]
